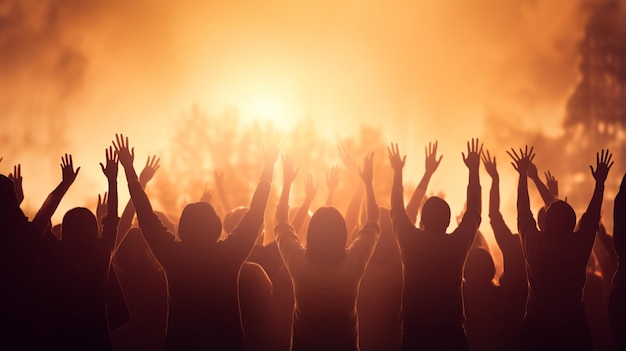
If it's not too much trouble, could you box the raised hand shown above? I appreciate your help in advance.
[9,164,24,204]
[544,171,558,197]
[462,138,483,170]
[387,143,406,172]
[282,154,298,184]
[527,162,539,180]
[481,149,498,180]
[326,165,341,192]
[425,141,443,176]
[9,164,22,187]
[590,149,613,183]
[338,145,359,174]
[96,192,108,221]
[113,134,135,168]
[304,173,318,201]
[360,151,374,184]
[100,146,119,181]
[507,145,535,175]
[139,155,160,186]
[60,153,80,186]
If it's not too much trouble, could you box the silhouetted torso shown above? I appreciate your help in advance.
[239,261,273,351]
[130,179,270,350]
[464,215,527,351]
[357,208,402,351]
[0,176,38,349]
[37,214,119,350]
[519,209,598,350]
[275,204,380,351]
[110,228,168,351]
[390,182,480,351]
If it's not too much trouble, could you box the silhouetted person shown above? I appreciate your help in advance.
[36,149,119,350]
[274,153,380,351]
[462,149,528,351]
[610,172,626,350]
[357,207,403,351]
[0,155,78,350]
[388,139,482,351]
[110,228,168,351]
[509,147,613,351]
[116,134,278,350]
[222,206,274,351]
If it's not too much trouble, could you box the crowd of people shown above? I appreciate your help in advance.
[0,133,623,351]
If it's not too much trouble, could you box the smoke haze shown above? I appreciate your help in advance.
[0,0,600,225]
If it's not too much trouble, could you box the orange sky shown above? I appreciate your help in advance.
[1,0,592,237]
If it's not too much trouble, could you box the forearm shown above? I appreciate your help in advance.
[276,182,292,224]
[406,172,431,224]
[32,182,70,235]
[291,197,312,233]
[364,182,379,224]
[517,175,531,234]
[127,179,156,226]
[115,199,136,250]
[467,168,481,216]
[107,179,119,219]
[489,177,500,217]
[531,175,555,208]
[586,181,605,220]
[391,170,405,211]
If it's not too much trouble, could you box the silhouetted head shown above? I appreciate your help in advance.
[544,200,576,237]
[464,248,495,286]
[61,207,98,243]
[223,207,249,234]
[178,202,222,245]
[0,175,27,226]
[421,196,451,233]
[306,207,347,263]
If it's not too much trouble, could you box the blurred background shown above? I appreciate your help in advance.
[0,0,624,257]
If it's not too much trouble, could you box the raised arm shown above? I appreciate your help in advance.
[115,155,160,250]
[347,152,380,267]
[457,138,482,242]
[223,140,279,261]
[406,141,442,224]
[325,165,340,206]
[32,154,80,236]
[8,164,23,205]
[291,173,317,233]
[544,171,559,199]
[115,134,175,262]
[508,145,536,238]
[388,143,407,213]
[482,149,514,245]
[274,154,304,267]
[99,146,120,251]
[527,161,555,208]
[586,150,613,218]
[482,150,500,216]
